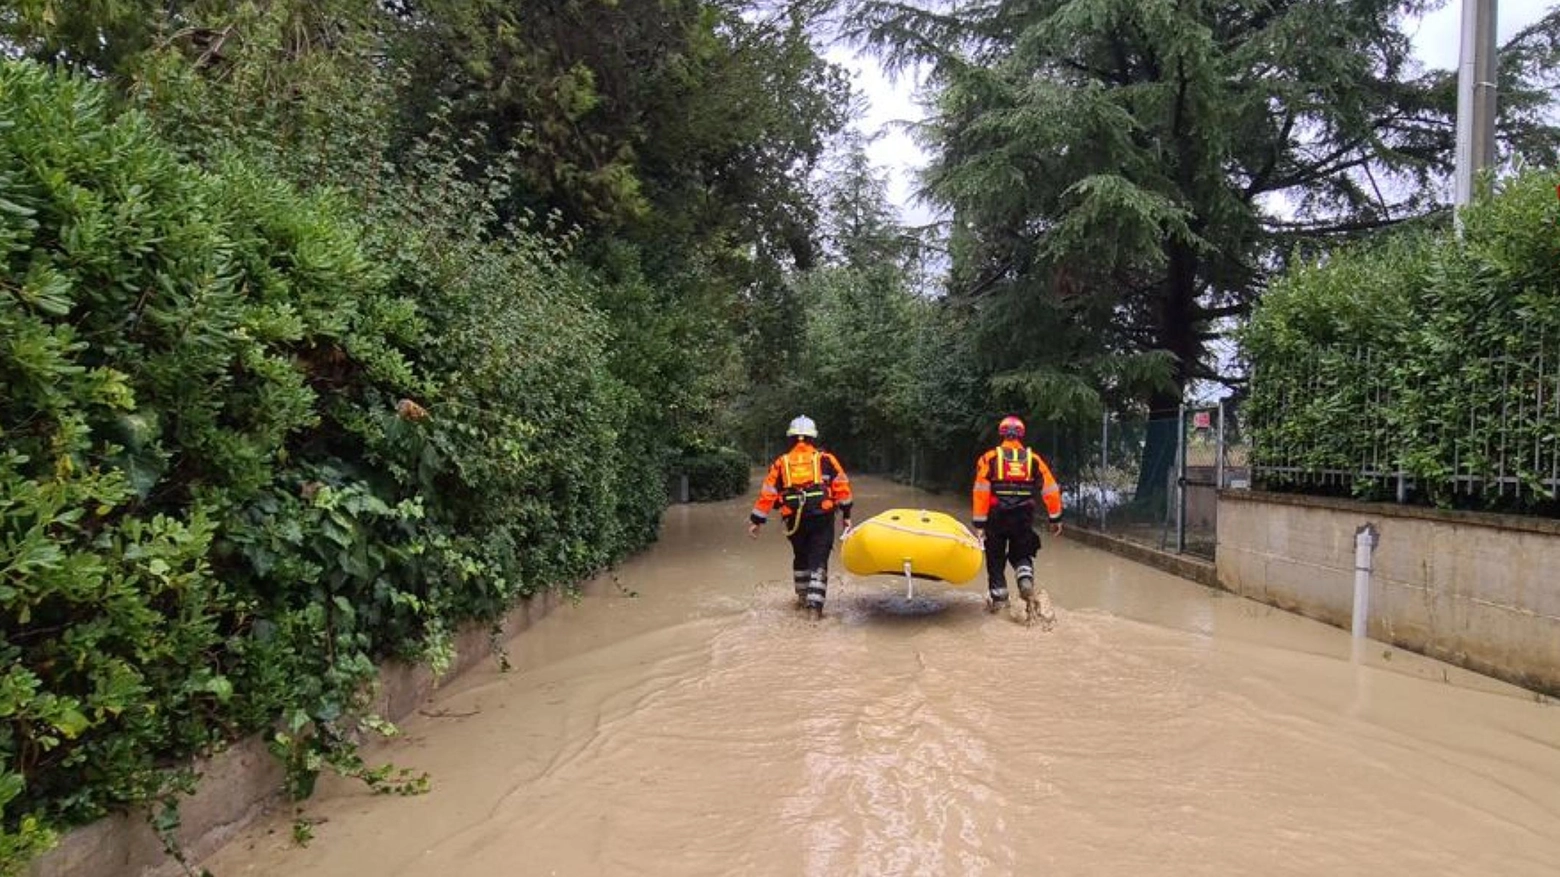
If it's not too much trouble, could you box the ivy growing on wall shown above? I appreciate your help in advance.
[0,62,662,872]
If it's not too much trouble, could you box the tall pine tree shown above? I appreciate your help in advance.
[848,0,1560,497]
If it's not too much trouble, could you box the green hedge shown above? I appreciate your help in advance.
[0,61,664,870]
[1243,170,1560,513]
[671,447,751,502]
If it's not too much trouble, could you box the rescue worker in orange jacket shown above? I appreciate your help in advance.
[972,415,1062,626]
[748,416,853,618]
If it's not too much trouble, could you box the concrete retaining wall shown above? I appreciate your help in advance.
[1217,490,1560,696]
[27,585,578,877]
[1063,526,1218,588]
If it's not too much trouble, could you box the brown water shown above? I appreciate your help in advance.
[203,477,1560,876]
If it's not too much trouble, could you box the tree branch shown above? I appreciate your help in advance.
[1262,213,1427,235]
[1062,57,1126,85]
[1243,109,1296,198]
[1261,152,1378,192]
[1254,105,1417,194]
[1190,370,1249,387]
[1194,302,1248,320]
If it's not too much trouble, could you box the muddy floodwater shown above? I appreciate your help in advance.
[202,476,1560,876]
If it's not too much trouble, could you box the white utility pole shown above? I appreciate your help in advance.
[1453,0,1499,213]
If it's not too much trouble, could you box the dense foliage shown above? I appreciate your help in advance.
[0,0,850,868]
[669,448,752,503]
[733,144,991,488]
[0,59,680,868]
[1243,170,1560,513]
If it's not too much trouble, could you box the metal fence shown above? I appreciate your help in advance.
[1065,404,1247,561]
[1248,346,1560,511]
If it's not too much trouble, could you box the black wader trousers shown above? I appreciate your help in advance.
[984,510,1039,603]
[788,511,835,609]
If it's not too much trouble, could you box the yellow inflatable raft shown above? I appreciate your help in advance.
[841,508,984,591]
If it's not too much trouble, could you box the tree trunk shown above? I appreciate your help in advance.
[1131,240,1200,517]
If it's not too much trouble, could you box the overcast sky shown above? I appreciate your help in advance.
[827,0,1559,227]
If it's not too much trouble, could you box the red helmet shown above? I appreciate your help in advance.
[998,415,1026,439]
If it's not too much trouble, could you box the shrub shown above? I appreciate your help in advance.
[671,447,752,502]
[0,59,671,871]
[0,58,433,860]
[1243,170,1560,513]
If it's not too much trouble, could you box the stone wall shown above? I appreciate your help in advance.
[1217,490,1560,696]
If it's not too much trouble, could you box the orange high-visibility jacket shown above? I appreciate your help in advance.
[972,439,1062,526]
[750,441,853,525]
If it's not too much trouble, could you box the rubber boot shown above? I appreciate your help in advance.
[804,570,826,620]
[1017,569,1036,625]
[986,582,1008,614]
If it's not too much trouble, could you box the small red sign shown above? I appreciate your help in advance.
[1193,411,1212,429]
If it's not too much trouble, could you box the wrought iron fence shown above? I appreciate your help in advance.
[1248,344,1560,512]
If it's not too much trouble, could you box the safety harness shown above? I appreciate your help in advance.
[990,446,1038,511]
[780,450,830,535]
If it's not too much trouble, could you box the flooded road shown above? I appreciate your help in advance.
[203,477,1560,876]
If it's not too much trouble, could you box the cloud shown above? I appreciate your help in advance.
[1411,0,1553,70]
[824,46,940,226]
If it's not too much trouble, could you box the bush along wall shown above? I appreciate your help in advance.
[0,61,665,872]
[1242,169,1560,515]
[669,447,752,502]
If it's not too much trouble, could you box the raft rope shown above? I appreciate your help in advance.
[841,516,981,551]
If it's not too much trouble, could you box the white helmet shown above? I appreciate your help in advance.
[786,415,818,438]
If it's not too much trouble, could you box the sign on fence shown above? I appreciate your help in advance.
[1193,411,1212,429]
